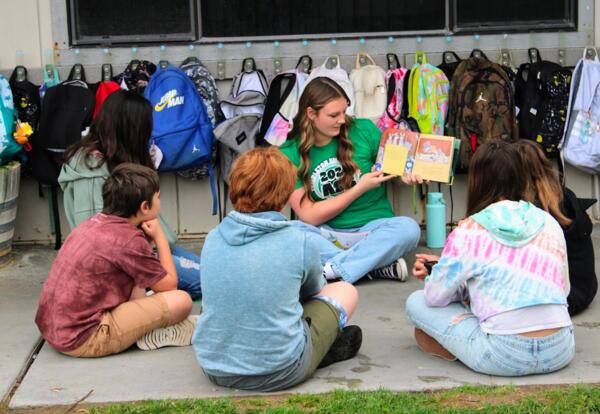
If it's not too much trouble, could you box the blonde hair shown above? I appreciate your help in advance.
[514,140,572,227]
[229,147,297,213]
[288,77,358,200]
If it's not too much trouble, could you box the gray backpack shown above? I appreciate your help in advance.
[214,113,262,218]
[216,59,268,218]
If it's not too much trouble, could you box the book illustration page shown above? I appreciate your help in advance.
[382,143,409,176]
[412,135,454,183]
[376,129,419,174]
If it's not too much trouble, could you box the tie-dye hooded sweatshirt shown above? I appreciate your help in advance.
[424,200,569,322]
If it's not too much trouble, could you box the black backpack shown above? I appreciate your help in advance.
[113,59,157,95]
[31,65,95,186]
[515,48,572,157]
[437,51,463,81]
[30,65,95,249]
[561,187,597,316]
[9,66,41,148]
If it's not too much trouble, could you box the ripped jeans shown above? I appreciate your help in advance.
[171,246,202,300]
[405,290,575,376]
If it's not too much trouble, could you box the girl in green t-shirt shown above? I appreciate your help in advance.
[280,77,420,283]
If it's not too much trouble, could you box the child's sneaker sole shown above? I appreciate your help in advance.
[136,315,197,351]
[397,258,409,282]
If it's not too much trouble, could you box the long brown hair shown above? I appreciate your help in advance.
[514,140,572,227]
[64,90,154,172]
[466,140,526,216]
[288,77,358,200]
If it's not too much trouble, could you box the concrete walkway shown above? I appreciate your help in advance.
[1,228,599,409]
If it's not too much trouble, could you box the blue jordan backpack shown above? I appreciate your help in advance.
[144,65,217,213]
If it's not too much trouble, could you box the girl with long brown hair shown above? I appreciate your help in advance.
[515,140,596,316]
[279,77,420,283]
[59,90,202,300]
[407,140,574,376]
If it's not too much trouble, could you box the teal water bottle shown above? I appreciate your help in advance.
[426,192,446,249]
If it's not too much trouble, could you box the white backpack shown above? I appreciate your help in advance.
[220,59,269,120]
[304,55,355,116]
[350,52,387,122]
[561,49,600,174]
[260,69,309,146]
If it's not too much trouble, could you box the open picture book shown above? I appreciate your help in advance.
[374,127,461,184]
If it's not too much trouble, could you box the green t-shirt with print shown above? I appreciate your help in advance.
[280,118,394,229]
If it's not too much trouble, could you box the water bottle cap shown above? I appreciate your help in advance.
[427,192,445,204]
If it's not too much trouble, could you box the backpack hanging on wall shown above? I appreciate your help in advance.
[515,48,571,157]
[9,66,41,149]
[560,48,600,174]
[144,65,217,213]
[446,50,517,171]
[93,81,121,118]
[258,56,311,146]
[0,75,21,166]
[377,54,409,131]
[220,58,268,120]
[214,113,262,219]
[178,56,224,180]
[216,59,269,218]
[31,65,95,185]
[304,55,355,116]
[39,64,60,101]
[180,56,224,127]
[113,59,157,95]
[31,65,95,250]
[350,52,387,123]
[437,51,463,82]
[407,51,449,135]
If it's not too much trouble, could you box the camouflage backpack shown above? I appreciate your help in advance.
[446,55,517,171]
[178,57,224,180]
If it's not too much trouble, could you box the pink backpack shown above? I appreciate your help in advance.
[377,64,408,131]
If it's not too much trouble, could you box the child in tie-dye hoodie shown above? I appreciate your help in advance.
[406,141,574,377]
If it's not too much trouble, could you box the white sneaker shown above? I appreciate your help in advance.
[136,315,197,351]
[366,258,409,282]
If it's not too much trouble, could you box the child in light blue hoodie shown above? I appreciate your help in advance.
[407,141,574,376]
[193,147,361,392]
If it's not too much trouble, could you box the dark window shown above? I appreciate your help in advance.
[69,0,197,45]
[200,0,446,38]
[66,0,577,46]
[453,0,576,32]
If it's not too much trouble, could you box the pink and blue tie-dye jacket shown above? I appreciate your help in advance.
[424,200,569,322]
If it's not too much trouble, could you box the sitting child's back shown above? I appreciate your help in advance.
[196,211,323,376]
[193,147,361,392]
[35,163,194,358]
[36,213,167,353]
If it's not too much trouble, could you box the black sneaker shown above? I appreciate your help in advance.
[366,258,409,282]
[318,325,363,368]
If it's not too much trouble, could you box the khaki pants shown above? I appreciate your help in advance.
[64,293,171,358]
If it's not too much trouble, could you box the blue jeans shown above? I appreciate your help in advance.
[291,216,420,283]
[405,290,575,376]
[171,246,202,300]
